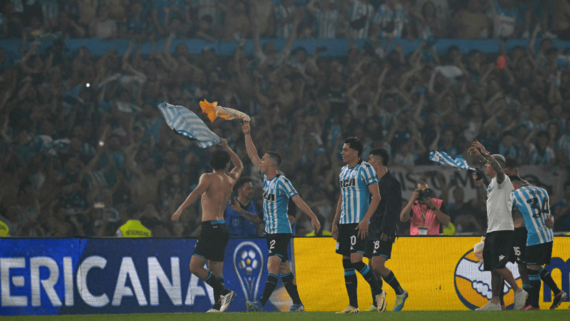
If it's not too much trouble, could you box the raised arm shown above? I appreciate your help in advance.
[229,198,263,225]
[221,138,244,180]
[291,195,321,232]
[171,174,210,221]
[400,189,418,222]
[468,140,505,184]
[241,121,261,170]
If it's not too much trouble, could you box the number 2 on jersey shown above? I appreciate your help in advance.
[525,197,549,218]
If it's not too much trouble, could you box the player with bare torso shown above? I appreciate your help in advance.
[172,139,243,313]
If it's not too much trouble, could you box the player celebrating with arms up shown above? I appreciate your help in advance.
[468,141,527,310]
[172,139,242,313]
[242,121,320,312]
[332,137,383,313]
[509,175,567,310]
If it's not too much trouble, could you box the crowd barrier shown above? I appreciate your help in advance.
[0,236,568,315]
[1,38,570,60]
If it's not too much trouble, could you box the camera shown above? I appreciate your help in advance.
[417,188,432,201]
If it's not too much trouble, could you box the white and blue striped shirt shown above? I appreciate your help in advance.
[373,3,408,39]
[349,1,374,39]
[528,144,555,165]
[556,134,570,159]
[512,185,554,247]
[275,4,295,39]
[314,9,338,39]
[339,161,379,224]
[261,173,298,234]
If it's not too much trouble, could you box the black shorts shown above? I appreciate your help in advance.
[267,233,291,262]
[336,223,366,257]
[365,239,394,260]
[526,242,553,266]
[509,227,528,264]
[193,221,230,262]
[483,230,513,271]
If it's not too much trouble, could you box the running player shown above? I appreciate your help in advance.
[241,121,321,312]
[467,141,527,310]
[364,148,407,312]
[171,139,242,313]
[509,175,567,310]
[332,137,383,313]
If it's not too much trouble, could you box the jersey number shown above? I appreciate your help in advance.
[526,197,549,218]
[269,240,276,250]
[513,247,521,256]
[350,235,357,246]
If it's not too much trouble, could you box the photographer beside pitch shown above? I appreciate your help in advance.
[400,182,450,236]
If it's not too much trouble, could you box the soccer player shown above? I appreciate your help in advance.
[468,141,527,310]
[332,137,383,313]
[502,158,530,307]
[364,148,407,312]
[509,175,567,310]
[171,139,242,313]
[225,177,263,237]
[241,121,321,312]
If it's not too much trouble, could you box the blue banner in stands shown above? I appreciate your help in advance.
[0,238,290,315]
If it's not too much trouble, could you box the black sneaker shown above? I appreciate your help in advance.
[550,291,567,310]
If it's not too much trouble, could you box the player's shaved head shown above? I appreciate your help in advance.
[266,151,281,167]
[491,154,506,169]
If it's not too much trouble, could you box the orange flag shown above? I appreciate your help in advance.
[199,100,251,122]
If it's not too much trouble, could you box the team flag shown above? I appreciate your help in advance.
[156,101,221,148]
[429,151,475,171]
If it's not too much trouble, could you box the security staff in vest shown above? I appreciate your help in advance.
[0,219,9,237]
[400,182,450,235]
[226,177,263,237]
[116,205,151,237]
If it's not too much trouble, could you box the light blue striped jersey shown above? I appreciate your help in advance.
[314,9,339,39]
[275,4,295,39]
[339,161,379,224]
[528,144,555,165]
[349,1,374,39]
[261,173,298,234]
[512,185,554,246]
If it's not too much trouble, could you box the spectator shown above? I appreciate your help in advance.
[195,14,217,42]
[275,0,297,39]
[219,0,251,41]
[307,0,342,39]
[78,0,99,27]
[552,0,570,40]
[119,3,150,40]
[449,187,484,234]
[54,12,86,38]
[450,0,491,38]
[373,0,409,39]
[410,1,444,38]
[528,130,556,166]
[249,0,275,37]
[486,0,524,38]
[89,6,117,39]
[152,0,186,36]
[348,0,374,39]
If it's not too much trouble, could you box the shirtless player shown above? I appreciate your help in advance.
[172,139,243,312]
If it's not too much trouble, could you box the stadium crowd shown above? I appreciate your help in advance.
[1,0,570,238]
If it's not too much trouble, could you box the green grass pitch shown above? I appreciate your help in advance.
[3,311,570,321]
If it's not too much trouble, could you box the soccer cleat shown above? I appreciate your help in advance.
[246,300,264,312]
[393,289,408,311]
[206,308,220,313]
[475,301,501,311]
[550,291,567,310]
[514,289,528,310]
[288,304,305,312]
[364,305,377,312]
[219,290,236,312]
[335,306,359,314]
[523,305,540,310]
[376,290,387,312]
